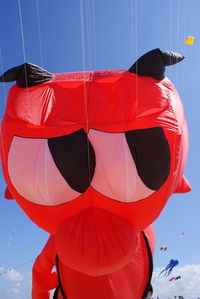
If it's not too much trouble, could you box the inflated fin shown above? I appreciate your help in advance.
[5,187,14,200]
[174,175,191,193]
[129,48,184,80]
[0,62,53,88]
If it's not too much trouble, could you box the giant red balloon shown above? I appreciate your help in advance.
[0,49,191,298]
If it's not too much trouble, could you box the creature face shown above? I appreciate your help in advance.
[0,49,190,275]
[1,69,189,229]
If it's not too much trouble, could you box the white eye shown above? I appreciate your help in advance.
[8,136,81,206]
[8,127,168,205]
[88,129,154,202]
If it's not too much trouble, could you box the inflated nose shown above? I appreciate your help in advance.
[55,207,138,276]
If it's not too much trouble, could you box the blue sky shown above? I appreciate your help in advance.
[0,0,199,298]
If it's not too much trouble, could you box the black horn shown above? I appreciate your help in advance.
[0,62,53,87]
[129,48,184,80]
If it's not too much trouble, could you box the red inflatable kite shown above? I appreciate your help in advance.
[0,49,191,299]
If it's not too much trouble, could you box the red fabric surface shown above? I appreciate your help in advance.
[0,71,190,234]
[32,226,155,299]
[0,69,190,298]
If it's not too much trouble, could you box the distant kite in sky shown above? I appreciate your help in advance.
[169,275,181,281]
[160,259,179,277]
[0,229,16,248]
[185,36,195,45]
[0,48,191,299]
[160,245,167,251]
[179,232,185,238]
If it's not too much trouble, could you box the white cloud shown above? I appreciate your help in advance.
[152,264,200,298]
[3,269,24,281]
[8,287,20,295]
[6,286,21,299]
[5,281,22,299]
[0,270,31,299]
[1,264,200,298]
[50,290,56,299]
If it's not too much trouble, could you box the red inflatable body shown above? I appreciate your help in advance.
[0,49,190,298]
[32,226,155,299]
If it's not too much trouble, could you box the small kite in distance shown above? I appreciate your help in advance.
[169,275,181,281]
[185,36,195,45]
[179,232,185,239]
[159,259,179,277]
[160,245,167,251]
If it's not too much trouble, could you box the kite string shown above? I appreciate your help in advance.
[0,258,35,276]
[134,0,138,116]
[35,0,44,67]
[157,0,159,47]
[122,0,139,202]
[35,0,50,199]
[173,0,188,188]
[181,0,188,98]
[123,0,136,202]
[0,49,6,106]
[85,0,92,71]
[18,0,49,206]
[85,0,96,71]
[170,0,178,186]
[0,49,6,124]
[169,0,173,79]
[17,0,31,122]
[80,0,92,185]
[91,0,97,71]
[0,131,6,194]
[88,0,94,184]
[168,0,181,191]
[79,0,97,186]
[44,142,51,205]
[175,0,181,86]
[17,0,26,63]
[0,229,16,252]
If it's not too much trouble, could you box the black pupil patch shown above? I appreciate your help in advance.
[48,127,170,196]
[48,129,95,193]
[125,127,170,190]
